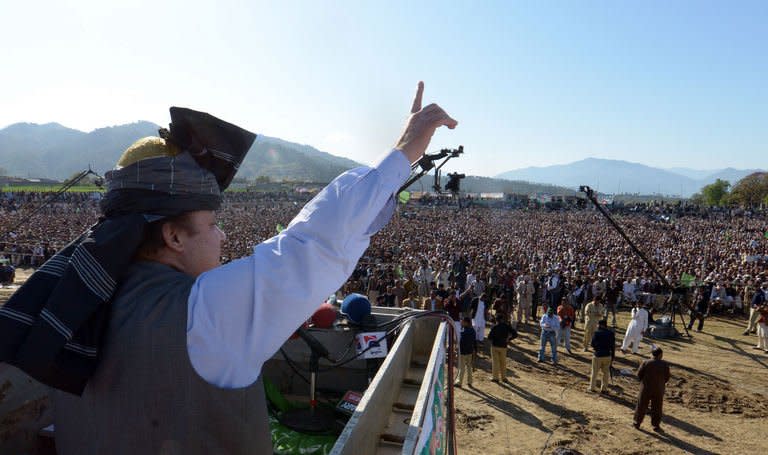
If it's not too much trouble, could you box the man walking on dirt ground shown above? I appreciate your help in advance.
[634,346,670,432]
[489,312,516,382]
[588,319,614,393]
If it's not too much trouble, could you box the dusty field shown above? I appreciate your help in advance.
[456,308,768,455]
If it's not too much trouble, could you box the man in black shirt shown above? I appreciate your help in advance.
[589,319,615,393]
[454,317,476,388]
[488,312,517,383]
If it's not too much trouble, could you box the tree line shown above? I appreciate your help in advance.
[692,172,768,208]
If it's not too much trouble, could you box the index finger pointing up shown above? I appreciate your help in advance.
[410,81,424,114]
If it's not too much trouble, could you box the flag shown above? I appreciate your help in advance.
[680,273,696,287]
[398,191,411,204]
[276,223,285,233]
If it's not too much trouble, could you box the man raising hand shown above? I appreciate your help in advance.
[51,83,457,455]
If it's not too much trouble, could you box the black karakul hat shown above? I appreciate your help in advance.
[162,107,257,191]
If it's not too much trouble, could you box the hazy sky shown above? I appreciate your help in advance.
[2,0,766,176]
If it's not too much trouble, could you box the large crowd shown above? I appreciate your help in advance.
[2,191,767,324]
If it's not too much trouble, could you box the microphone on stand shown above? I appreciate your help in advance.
[281,327,336,434]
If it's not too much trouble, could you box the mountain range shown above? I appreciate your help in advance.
[0,122,360,183]
[1,122,759,197]
[496,158,763,197]
[0,121,577,195]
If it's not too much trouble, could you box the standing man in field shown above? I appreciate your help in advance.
[634,347,671,432]
[454,317,476,388]
[588,319,614,393]
[488,312,516,382]
[744,281,767,335]
[556,295,575,354]
[583,295,605,351]
[516,273,534,325]
[471,291,487,345]
[621,301,649,354]
[2,82,457,455]
[538,306,561,365]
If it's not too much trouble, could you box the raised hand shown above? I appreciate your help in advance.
[395,81,458,163]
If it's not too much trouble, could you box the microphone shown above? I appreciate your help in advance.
[341,293,371,324]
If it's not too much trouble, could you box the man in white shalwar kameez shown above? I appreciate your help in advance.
[414,263,432,298]
[435,263,451,290]
[621,302,649,354]
[516,274,534,324]
[472,294,487,343]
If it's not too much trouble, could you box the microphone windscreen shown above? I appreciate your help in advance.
[311,303,337,328]
[341,293,371,324]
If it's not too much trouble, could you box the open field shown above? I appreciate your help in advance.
[456,309,768,454]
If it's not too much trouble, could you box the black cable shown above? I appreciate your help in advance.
[280,347,311,384]
[277,348,340,408]
[284,311,449,374]
[322,310,450,371]
[362,309,447,331]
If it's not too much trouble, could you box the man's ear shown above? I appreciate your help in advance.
[161,221,185,253]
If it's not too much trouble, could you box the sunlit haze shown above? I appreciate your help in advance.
[2,0,766,176]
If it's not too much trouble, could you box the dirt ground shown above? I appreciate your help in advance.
[455,307,768,455]
[2,269,767,454]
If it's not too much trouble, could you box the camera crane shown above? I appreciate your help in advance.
[0,167,103,242]
[398,146,464,196]
[579,185,691,337]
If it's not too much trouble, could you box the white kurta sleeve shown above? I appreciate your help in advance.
[186,149,410,388]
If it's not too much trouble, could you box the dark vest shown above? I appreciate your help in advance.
[53,261,271,455]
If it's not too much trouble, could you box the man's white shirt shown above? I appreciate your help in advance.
[186,149,410,388]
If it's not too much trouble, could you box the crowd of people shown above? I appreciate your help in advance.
[2,190,768,348]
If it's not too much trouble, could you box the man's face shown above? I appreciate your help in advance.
[178,210,226,277]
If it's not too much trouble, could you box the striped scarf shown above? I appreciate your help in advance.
[0,215,148,394]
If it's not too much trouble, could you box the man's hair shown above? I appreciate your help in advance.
[598,319,607,327]
[136,212,199,258]
[651,347,663,358]
[462,316,472,323]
